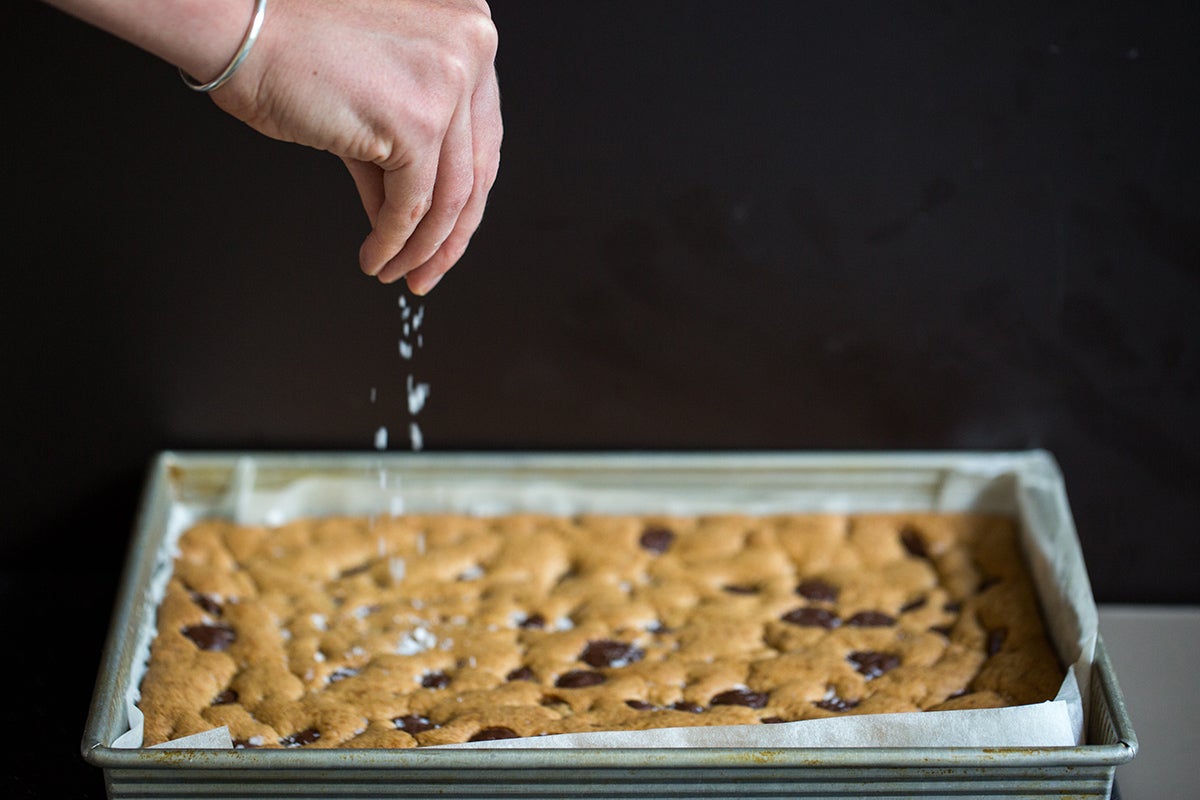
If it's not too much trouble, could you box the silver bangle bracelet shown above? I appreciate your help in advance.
[179,0,267,93]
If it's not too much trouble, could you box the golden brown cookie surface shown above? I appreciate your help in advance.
[136,512,1063,747]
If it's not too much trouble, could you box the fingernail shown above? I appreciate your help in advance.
[408,272,444,296]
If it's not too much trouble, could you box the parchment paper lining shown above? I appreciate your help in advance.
[114,456,1095,750]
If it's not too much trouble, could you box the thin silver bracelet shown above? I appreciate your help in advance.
[179,0,268,93]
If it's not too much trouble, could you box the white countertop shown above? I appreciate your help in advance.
[1099,604,1199,800]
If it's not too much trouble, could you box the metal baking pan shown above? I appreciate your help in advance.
[83,450,1137,799]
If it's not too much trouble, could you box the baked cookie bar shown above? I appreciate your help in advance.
[137,512,1063,747]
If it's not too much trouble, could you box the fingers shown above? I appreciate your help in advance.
[375,106,475,284]
[341,157,384,227]
[357,151,439,278]
[405,75,503,295]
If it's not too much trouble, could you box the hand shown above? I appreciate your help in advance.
[215,0,503,294]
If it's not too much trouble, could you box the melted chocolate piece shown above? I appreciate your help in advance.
[845,611,896,627]
[394,714,435,734]
[639,526,675,554]
[848,651,900,679]
[469,726,520,742]
[421,671,451,689]
[518,613,546,630]
[280,728,321,747]
[580,639,644,668]
[710,689,769,709]
[900,596,927,613]
[211,689,238,706]
[329,667,359,683]
[182,624,236,652]
[672,702,704,713]
[190,593,223,617]
[987,628,1007,657]
[795,579,838,602]
[722,584,759,595]
[781,607,840,629]
[339,562,372,578]
[506,666,536,682]
[899,526,928,558]
[814,696,860,712]
[978,576,1003,592]
[625,699,654,710]
[231,738,260,749]
[555,670,606,688]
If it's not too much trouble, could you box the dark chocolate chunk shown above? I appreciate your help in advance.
[987,628,1007,657]
[845,611,896,627]
[900,596,928,613]
[580,639,644,668]
[710,689,769,709]
[506,666,536,682]
[761,716,788,724]
[795,579,838,602]
[393,714,435,734]
[899,526,928,558]
[518,613,546,630]
[848,651,900,679]
[781,607,840,629]
[625,699,654,710]
[555,670,606,688]
[814,696,860,712]
[978,576,1003,592]
[639,526,675,554]
[469,726,520,742]
[231,738,260,749]
[329,667,359,683]
[421,670,451,689]
[722,584,759,595]
[190,592,223,617]
[211,689,238,706]
[672,702,704,713]
[280,728,321,747]
[182,623,236,652]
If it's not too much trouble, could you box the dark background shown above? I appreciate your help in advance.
[4,1,1197,795]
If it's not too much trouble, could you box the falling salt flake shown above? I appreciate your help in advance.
[398,294,408,309]
[313,651,326,663]
[403,322,411,337]
[398,339,413,360]
[389,557,407,584]
[407,375,429,415]
[554,617,575,631]
[415,532,427,555]
[397,626,437,655]
[418,334,424,348]
[353,606,372,620]
[311,614,327,631]
[458,565,484,581]
[409,421,424,451]
[377,537,387,557]
[413,304,426,331]
[369,387,377,403]
[247,735,265,747]
[374,426,388,450]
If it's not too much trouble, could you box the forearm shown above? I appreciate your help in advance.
[43,0,256,84]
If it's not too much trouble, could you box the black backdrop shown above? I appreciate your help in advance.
[4,1,1198,795]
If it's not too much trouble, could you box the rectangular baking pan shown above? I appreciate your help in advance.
[83,450,1137,799]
